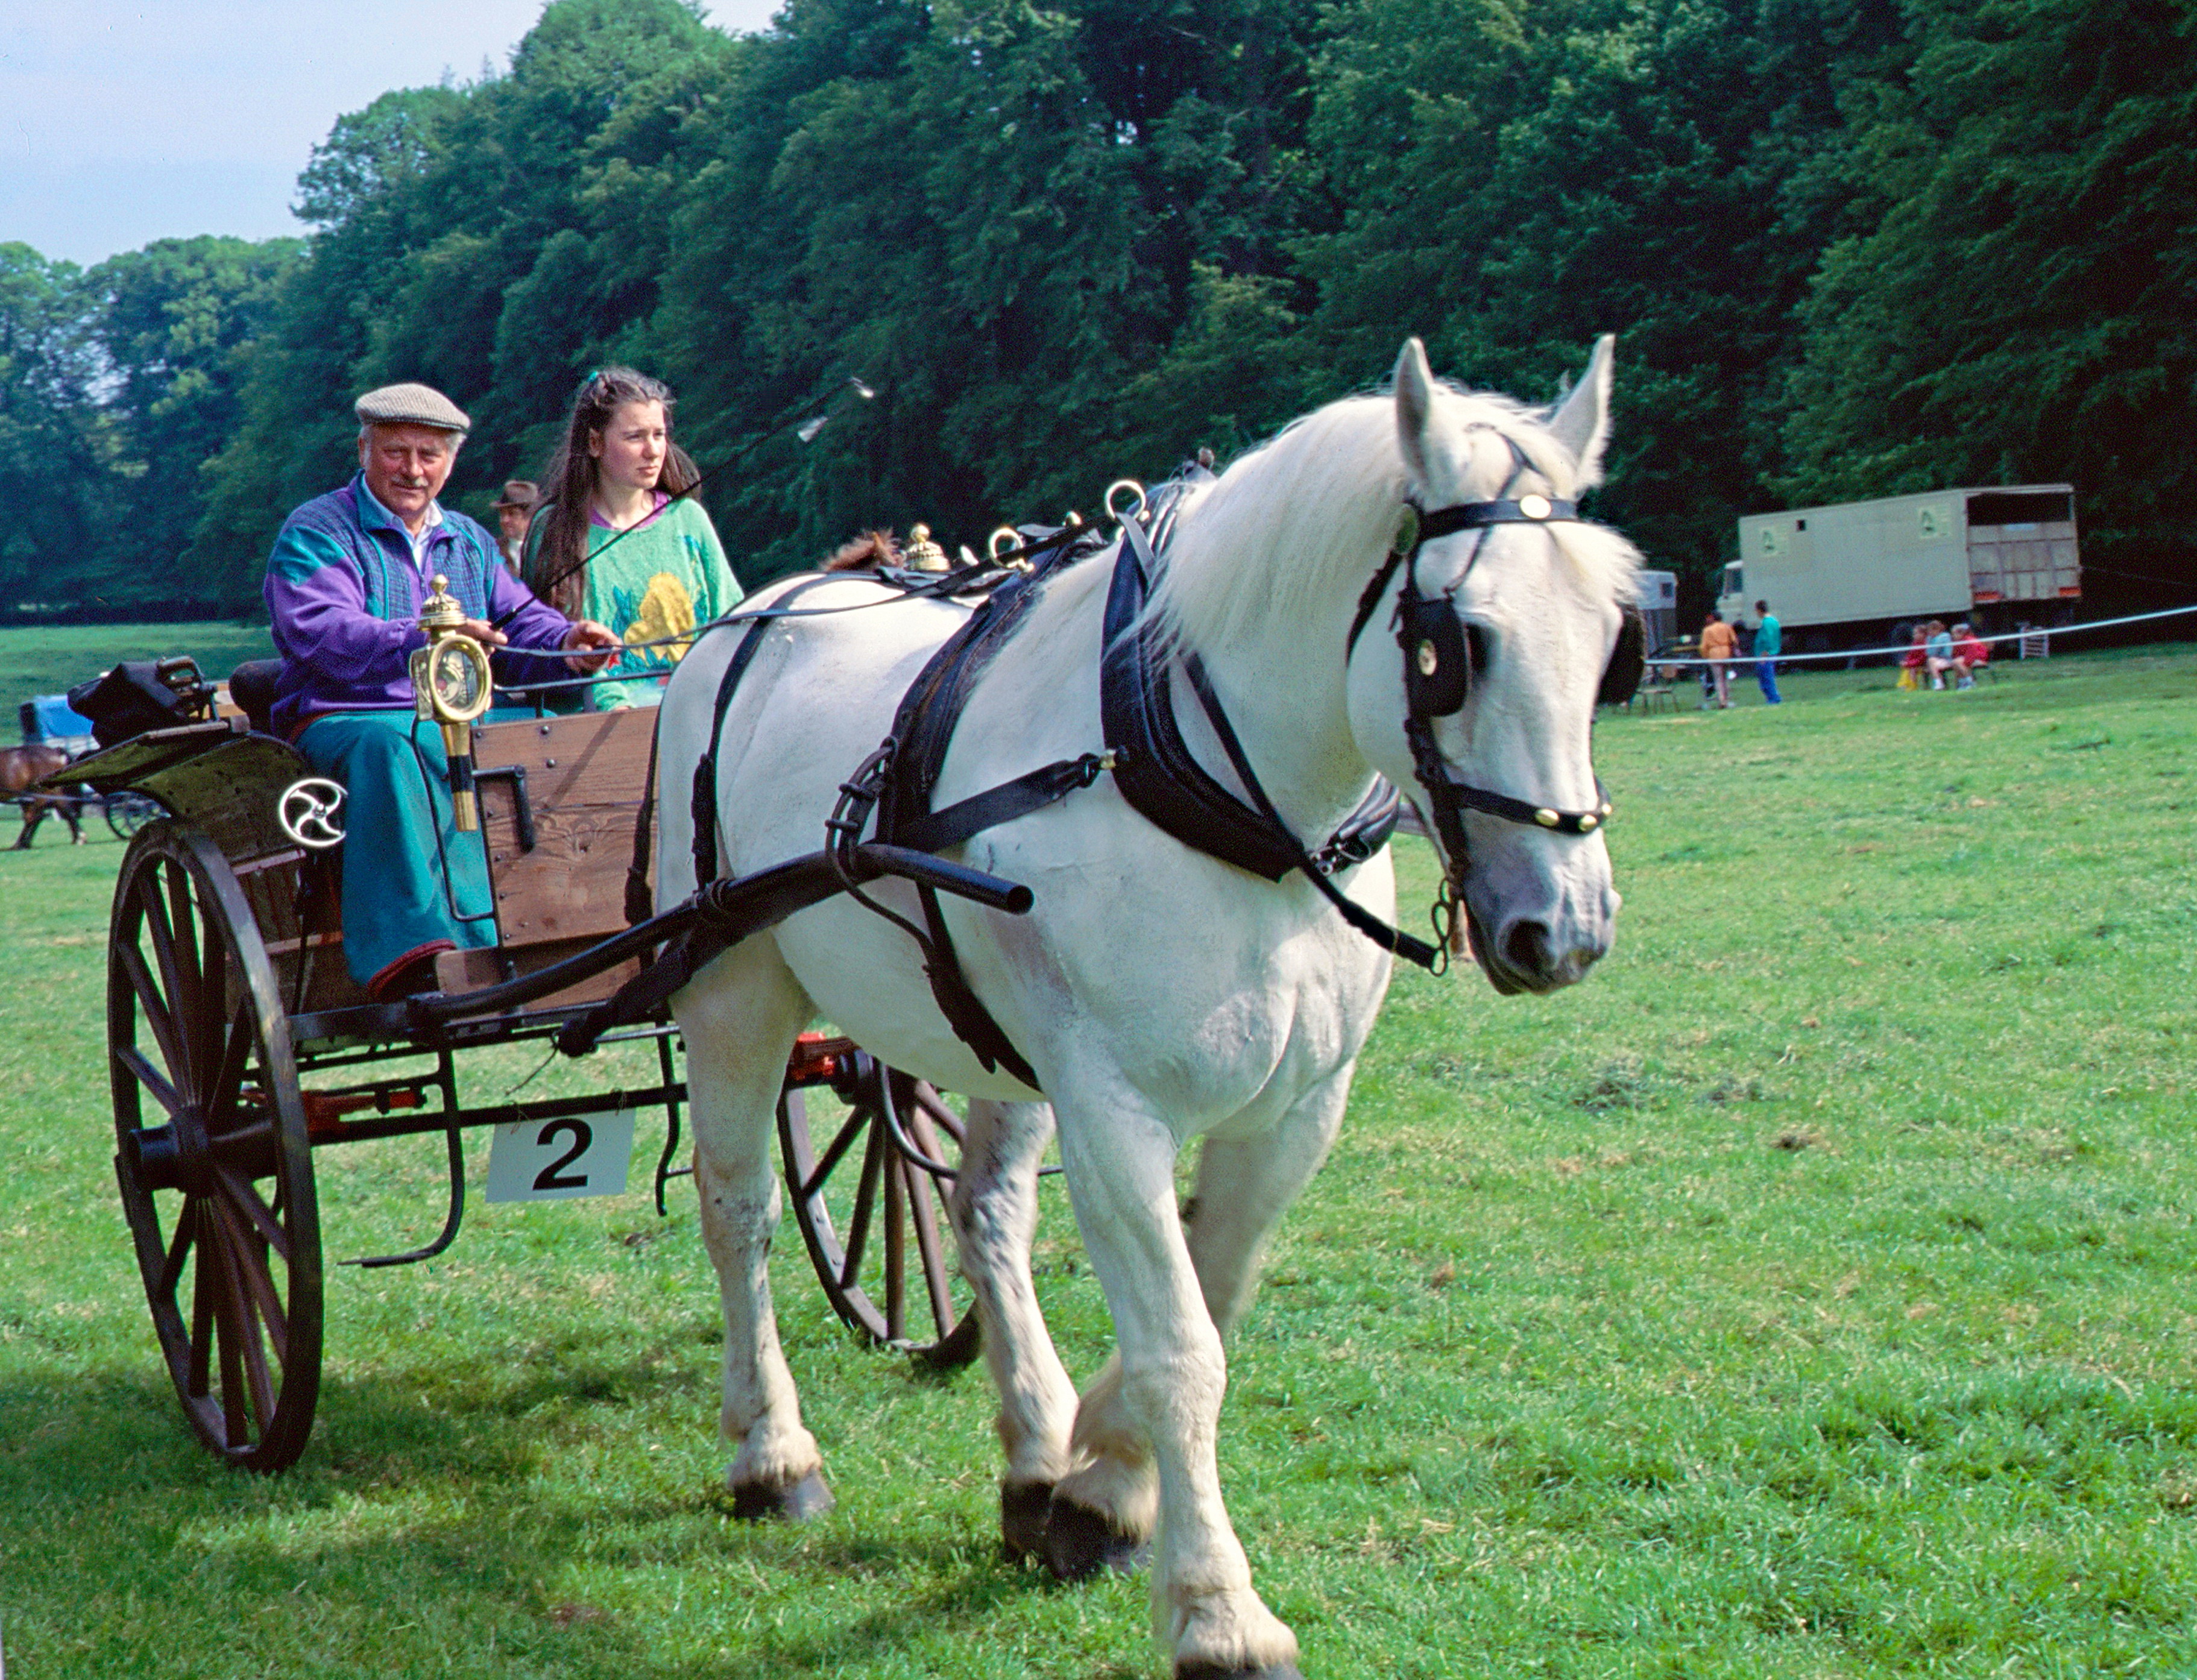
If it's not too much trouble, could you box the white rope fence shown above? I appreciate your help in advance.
[1648,602,2197,668]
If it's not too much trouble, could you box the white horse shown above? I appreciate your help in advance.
[653,338,1638,1678]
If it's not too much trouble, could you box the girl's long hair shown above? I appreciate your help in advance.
[529,367,701,615]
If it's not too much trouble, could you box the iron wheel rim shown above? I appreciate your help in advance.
[109,821,323,1470]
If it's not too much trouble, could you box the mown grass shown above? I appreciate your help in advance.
[0,621,276,707]
[2,647,2194,1677]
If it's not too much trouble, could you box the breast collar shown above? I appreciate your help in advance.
[1103,436,1616,976]
[1101,506,1429,967]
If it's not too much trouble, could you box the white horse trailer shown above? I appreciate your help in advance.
[1716,485,2079,648]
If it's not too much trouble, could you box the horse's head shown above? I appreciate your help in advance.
[1346,336,1638,995]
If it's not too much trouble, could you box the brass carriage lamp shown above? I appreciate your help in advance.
[409,574,495,831]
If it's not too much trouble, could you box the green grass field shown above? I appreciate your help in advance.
[2,647,2193,1677]
[0,621,277,711]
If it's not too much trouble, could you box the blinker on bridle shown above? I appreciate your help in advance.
[1344,446,1644,904]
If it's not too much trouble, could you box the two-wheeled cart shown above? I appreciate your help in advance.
[58,655,1008,1472]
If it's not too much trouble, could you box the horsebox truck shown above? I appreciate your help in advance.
[1713,485,2080,653]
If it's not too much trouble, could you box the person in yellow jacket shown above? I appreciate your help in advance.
[1698,610,1738,708]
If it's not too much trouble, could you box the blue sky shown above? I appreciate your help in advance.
[0,1,778,267]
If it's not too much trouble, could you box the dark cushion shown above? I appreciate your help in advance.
[227,661,285,737]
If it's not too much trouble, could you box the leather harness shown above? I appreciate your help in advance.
[662,460,1642,1089]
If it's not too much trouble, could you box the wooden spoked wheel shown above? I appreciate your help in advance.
[778,1059,980,1369]
[108,822,322,1471]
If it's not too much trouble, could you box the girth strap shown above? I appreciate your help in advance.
[867,575,1061,1089]
[850,530,1114,1091]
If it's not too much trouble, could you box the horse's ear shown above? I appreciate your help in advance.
[1393,337,1437,487]
[1546,333,1615,488]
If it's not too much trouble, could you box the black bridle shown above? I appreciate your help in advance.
[1344,442,1642,947]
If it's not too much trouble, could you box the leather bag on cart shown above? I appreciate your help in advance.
[66,658,216,748]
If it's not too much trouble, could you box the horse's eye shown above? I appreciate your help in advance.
[1466,623,1489,676]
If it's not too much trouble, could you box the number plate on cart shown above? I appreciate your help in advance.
[484,1111,638,1203]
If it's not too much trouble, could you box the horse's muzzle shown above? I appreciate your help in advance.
[1464,900,1611,995]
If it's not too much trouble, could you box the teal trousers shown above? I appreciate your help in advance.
[294,711,498,992]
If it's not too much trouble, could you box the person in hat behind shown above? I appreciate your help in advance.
[491,479,539,576]
[525,367,740,711]
[263,382,620,999]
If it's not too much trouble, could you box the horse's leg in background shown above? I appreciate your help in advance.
[1044,1072,1352,1589]
[949,1098,1080,1557]
[676,937,834,1518]
[11,801,42,850]
[61,796,84,845]
[1050,1079,1303,1680]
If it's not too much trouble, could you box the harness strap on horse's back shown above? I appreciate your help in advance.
[690,574,839,887]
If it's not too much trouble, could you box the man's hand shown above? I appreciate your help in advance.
[563,620,620,673]
[455,618,509,649]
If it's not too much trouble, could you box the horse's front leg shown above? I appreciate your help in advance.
[675,939,832,1519]
[1053,1084,1303,1680]
[1179,1068,1352,1344]
[948,1098,1079,1557]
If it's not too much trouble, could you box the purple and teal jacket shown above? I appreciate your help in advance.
[263,474,575,738]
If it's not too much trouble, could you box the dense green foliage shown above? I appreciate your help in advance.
[5,647,2196,1675]
[1,0,2190,614]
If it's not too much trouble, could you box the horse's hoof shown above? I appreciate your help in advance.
[1000,1479,1054,1561]
[730,1469,834,1523]
[1175,1666,1304,1680]
[1042,1494,1147,1582]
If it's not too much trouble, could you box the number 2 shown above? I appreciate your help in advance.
[534,1119,594,1191]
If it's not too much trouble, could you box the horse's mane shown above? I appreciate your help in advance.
[1147,383,1639,655]
[824,529,901,572]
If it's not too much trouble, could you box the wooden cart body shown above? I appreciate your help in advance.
[69,701,979,1471]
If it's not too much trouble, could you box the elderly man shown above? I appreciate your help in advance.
[265,383,618,999]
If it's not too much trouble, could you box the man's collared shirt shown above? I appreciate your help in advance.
[355,478,446,577]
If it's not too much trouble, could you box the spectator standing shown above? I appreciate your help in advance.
[525,367,742,711]
[1753,599,1783,705]
[1698,610,1737,708]
[491,480,538,576]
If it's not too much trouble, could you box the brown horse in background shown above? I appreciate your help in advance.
[0,745,86,848]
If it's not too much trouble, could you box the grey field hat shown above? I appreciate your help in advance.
[355,382,471,433]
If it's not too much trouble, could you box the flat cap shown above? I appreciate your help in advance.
[355,382,471,433]
[493,479,540,509]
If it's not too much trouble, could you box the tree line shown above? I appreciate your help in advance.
[2,0,2189,621]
